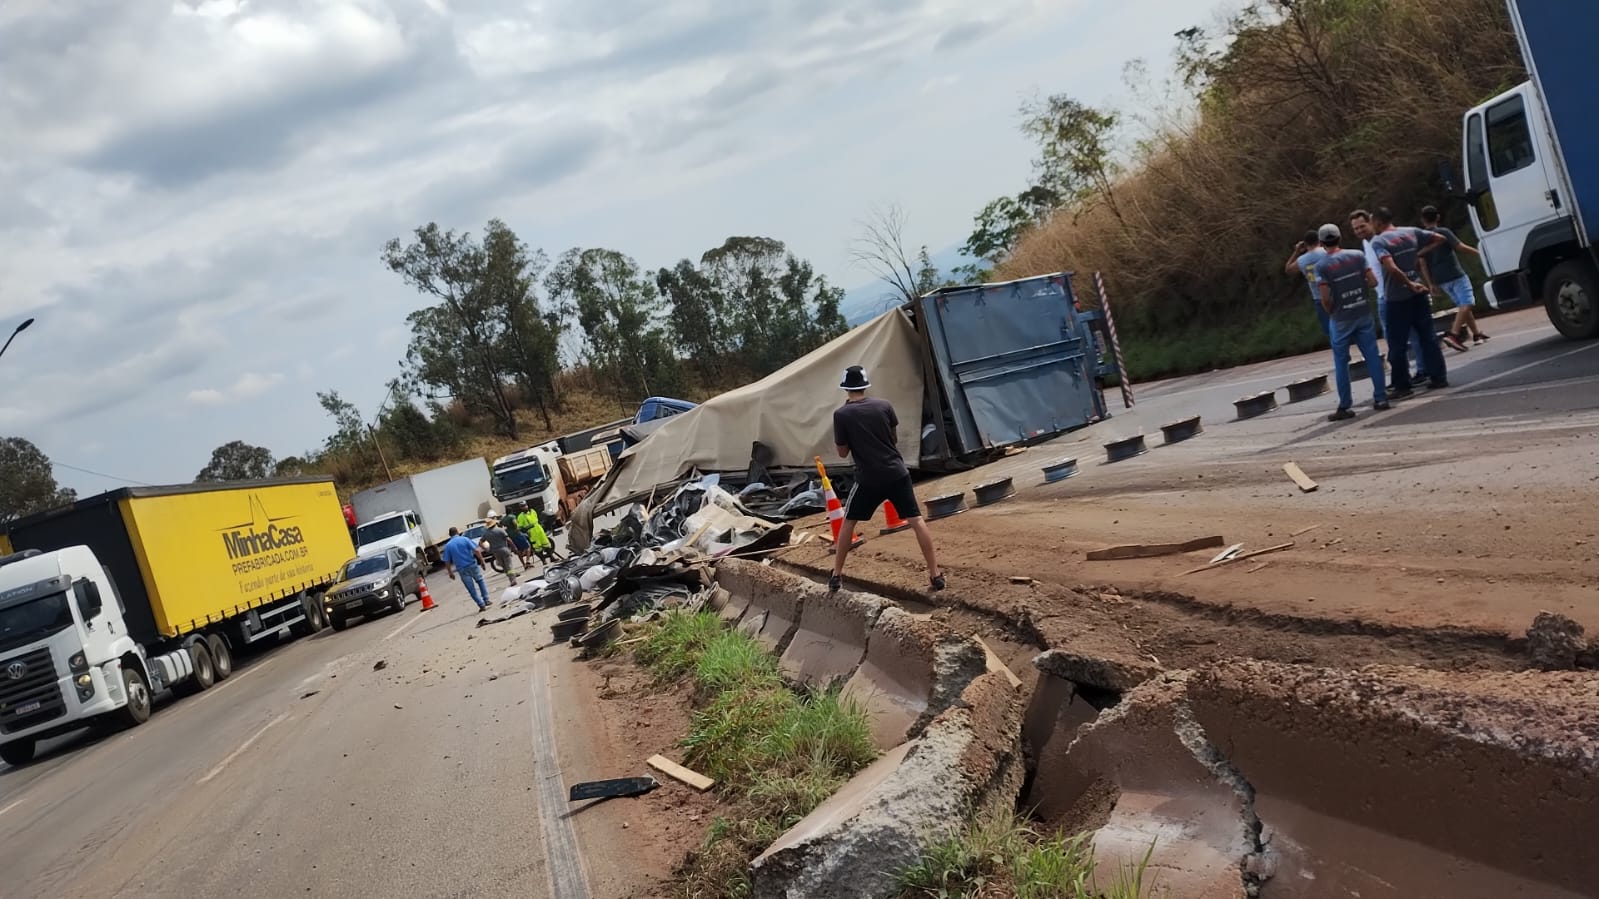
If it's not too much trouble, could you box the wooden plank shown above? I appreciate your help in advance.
[1086,535,1226,562]
[1245,561,1272,574]
[647,754,715,792]
[1290,524,1322,537]
[1283,462,1318,493]
[1181,542,1295,576]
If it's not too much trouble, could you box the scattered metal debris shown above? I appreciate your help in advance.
[568,776,660,802]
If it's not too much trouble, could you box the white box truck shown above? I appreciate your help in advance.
[350,459,497,565]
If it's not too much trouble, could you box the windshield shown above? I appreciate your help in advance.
[0,592,74,654]
[356,517,408,545]
[492,463,548,497]
[464,524,487,541]
[341,557,390,581]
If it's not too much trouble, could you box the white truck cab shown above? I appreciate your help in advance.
[353,510,426,561]
[0,548,153,765]
[490,441,562,521]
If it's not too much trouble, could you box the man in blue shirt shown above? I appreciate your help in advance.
[441,526,491,611]
[1312,224,1389,421]
[1368,207,1450,397]
[1284,229,1330,336]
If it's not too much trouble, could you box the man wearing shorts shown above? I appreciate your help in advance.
[1419,205,1489,347]
[828,365,944,593]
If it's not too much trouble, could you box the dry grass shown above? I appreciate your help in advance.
[998,0,1521,376]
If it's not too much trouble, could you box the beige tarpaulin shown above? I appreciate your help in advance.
[600,309,926,500]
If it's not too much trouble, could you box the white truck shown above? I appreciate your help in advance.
[351,458,497,565]
[0,478,353,766]
[1459,0,1599,338]
[489,440,563,523]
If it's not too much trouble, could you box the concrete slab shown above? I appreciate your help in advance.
[842,606,943,750]
[778,587,884,689]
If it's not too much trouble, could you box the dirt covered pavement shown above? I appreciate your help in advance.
[786,308,1599,676]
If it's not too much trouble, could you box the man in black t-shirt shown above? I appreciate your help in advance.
[829,365,944,593]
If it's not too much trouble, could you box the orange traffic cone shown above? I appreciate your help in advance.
[418,577,436,611]
[815,457,864,548]
[880,501,912,535]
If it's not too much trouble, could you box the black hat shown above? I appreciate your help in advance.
[840,365,871,390]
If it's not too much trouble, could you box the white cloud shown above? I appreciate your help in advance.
[187,389,227,406]
[187,372,286,406]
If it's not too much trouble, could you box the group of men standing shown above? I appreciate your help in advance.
[439,505,561,611]
[1287,205,1490,421]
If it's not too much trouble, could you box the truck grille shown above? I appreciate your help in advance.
[0,648,66,734]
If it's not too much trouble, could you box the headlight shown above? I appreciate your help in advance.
[375,587,390,598]
[69,651,87,672]
[75,673,93,687]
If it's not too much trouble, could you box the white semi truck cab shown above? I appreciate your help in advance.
[1460,0,1599,338]
[490,441,563,521]
[1,548,164,764]
[353,509,427,561]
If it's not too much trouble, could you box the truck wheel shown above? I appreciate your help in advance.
[1544,260,1599,339]
[0,739,36,767]
[116,667,152,728]
[206,634,233,681]
[330,613,348,631]
[174,642,216,696]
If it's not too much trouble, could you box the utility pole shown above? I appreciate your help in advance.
[367,380,401,482]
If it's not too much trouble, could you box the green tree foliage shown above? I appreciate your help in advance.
[195,440,275,482]
[0,437,77,524]
[380,394,459,462]
[656,259,731,378]
[697,236,848,375]
[547,248,682,404]
[383,220,563,436]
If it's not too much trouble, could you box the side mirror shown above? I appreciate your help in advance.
[77,580,104,619]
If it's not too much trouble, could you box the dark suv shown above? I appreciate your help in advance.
[324,548,422,630]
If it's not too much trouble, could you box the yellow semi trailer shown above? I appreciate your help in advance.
[0,478,353,766]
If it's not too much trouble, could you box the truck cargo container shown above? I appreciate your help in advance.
[0,477,353,766]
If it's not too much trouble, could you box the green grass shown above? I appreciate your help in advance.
[629,612,880,899]
[1121,311,1329,383]
[898,815,1158,899]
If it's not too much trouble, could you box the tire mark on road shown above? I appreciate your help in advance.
[530,656,591,899]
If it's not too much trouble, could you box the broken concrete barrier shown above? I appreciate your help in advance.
[780,586,885,689]
[717,560,803,653]
[843,605,985,750]
[750,670,1025,899]
[1189,660,1599,898]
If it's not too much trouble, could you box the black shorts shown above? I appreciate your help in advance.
[844,473,920,521]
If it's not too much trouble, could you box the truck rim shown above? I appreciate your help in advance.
[127,671,150,717]
[1557,278,1592,327]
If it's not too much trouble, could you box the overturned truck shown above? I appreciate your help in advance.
[573,272,1117,545]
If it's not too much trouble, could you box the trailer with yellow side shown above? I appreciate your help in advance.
[0,478,353,766]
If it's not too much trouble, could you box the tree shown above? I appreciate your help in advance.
[317,390,368,456]
[273,456,309,478]
[383,220,562,435]
[547,248,681,405]
[1021,94,1123,224]
[657,259,731,378]
[851,204,945,308]
[194,441,275,482]
[698,236,847,376]
[380,392,458,462]
[961,186,1059,270]
[0,437,77,524]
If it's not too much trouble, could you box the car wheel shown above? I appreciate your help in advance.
[391,589,407,614]
[330,613,348,631]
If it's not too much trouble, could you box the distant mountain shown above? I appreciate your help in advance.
[839,244,984,325]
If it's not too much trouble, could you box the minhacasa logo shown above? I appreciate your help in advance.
[219,494,308,560]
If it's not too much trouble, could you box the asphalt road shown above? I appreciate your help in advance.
[0,571,562,899]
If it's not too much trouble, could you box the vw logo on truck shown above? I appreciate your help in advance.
[5,662,27,681]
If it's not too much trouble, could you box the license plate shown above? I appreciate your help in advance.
[14,700,41,715]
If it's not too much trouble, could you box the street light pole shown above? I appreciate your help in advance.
[0,318,34,362]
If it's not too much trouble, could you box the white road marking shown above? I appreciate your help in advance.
[197,712,290,785]
[0,796,29,820]
[529,659,591,898]
[383,612,426,642]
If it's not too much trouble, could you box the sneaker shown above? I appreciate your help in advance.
[1442,332,1468,352]
[1389,388,1414,401]
[1474,333,1491,344]
[828,574,842,593]
[1327,407,1356,422]
[930,574,946,592]
[1373,401,1392,411]
[1426,379,1449,390]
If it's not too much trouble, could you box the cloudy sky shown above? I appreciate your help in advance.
[1,0,1204,495]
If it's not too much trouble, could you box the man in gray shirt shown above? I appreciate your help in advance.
[829,365,943,594]
[1419,205,1490,347]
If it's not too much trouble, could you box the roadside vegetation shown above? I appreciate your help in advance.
[633,611,879,899]
[966,0,1523,381]
[898,815,1156,899]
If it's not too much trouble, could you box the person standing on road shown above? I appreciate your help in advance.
[1419,205,1490,347]
[517,505,559,568]
[1350,209,1431,383]
[441,526,491,611]
[482,518,519,587]
[1366,207,1451,396]
[1312,224,1389,421]
[1284,229,1330,337]
[829,365,944,594]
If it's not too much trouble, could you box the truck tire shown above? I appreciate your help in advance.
[1544,260,1599,339]
[174,642,217,696]
[0,739,36,767]
[206,634,233,681]
[115,666,152,728]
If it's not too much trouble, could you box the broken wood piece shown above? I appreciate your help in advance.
[1283,462,1318,493]
[1209,543,1245,564]
[1181,541,1295,576]
[1326,537,1343,546]
[973,637,1024,689]
[569,776,659,801]
[1009,575,1035,585]
[1086,535,1226,562]
[1290,524,1322,537]
[1245,561,1271,573]
[613,635,650,648]
[647,754,715,792]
